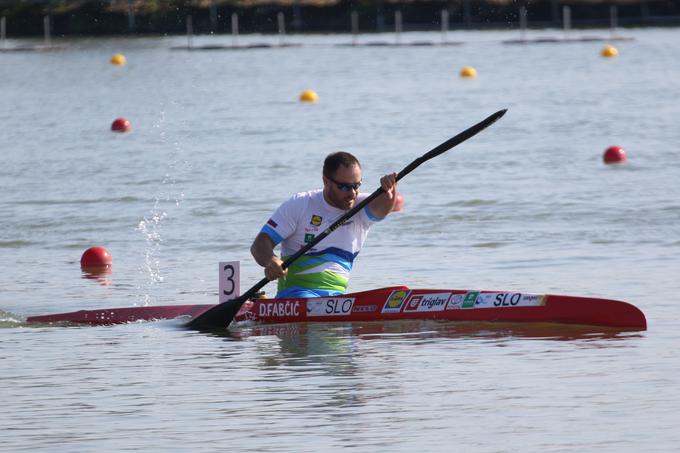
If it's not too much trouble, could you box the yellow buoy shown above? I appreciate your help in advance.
[601,45,618,58]
[110,54,126,66]
[299,90,319,103]
[459,66,477,78]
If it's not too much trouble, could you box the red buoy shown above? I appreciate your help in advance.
[111,117,131,133]
[81,246,112,269]
[603,146,627,164]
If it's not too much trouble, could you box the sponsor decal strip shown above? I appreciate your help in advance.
[447,292,545,310]
[381,290,411,313]
[403,292,451,312]
[259,301,301,317]
[307,297,355,317]
[352,305,377,313]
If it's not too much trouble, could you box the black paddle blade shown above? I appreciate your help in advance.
[186,276,270,330]
[186,297,244,330]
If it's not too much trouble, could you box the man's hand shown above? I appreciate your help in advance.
[252,233,287,281]
[380,172,398,201]
[367,172,398,218]
[264,256,287,281]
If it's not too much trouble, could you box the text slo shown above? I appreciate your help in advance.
[307,298,355,317]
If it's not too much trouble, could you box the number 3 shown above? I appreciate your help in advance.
[223,264,235,296]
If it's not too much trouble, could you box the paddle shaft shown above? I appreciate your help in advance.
[187,108,507,330]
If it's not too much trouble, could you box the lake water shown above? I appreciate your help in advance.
[1,27,679,452]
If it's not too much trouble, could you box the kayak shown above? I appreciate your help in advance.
[26,286,646,329]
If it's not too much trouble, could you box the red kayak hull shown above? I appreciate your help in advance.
[26,304,215,325]
[26,286,647,330]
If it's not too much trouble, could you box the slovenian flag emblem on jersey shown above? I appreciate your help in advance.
[267,218,278,228]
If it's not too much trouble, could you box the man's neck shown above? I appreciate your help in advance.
[322,188,343,210]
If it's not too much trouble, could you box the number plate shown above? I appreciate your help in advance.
[219,261,240,303]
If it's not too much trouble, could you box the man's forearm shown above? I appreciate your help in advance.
[251,233,277,267]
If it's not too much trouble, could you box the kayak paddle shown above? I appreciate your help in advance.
[187,108,508,330]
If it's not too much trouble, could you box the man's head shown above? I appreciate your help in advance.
[322,151,362,210]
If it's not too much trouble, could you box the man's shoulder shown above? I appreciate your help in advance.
[291,189,322,200]
[285,189,323,206]
[277,189,321,214]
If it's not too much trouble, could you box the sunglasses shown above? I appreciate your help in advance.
[327,176,362,192]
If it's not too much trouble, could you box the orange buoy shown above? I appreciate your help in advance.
[81,246,112,269]
[603,145,627,164]
[601,45,618,58]
[459,66,477,78]
[111,117,131,133]
[110,54,126,66]
[299,90,319,103]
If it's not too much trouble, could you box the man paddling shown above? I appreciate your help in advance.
[251,151,398,298]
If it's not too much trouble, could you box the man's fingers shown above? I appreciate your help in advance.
[265,263,287,281]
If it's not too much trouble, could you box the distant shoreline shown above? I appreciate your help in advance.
[2,0,680,37]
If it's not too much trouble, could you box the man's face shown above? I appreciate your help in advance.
[323,164,362,210]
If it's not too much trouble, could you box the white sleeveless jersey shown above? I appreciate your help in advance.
[260,189,381,294]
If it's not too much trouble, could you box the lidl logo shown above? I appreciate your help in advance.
[310,215,322,226]
[304,233,315,244]
[382,290,410,313]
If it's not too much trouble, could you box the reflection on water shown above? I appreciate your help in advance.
[219,319,644,349]
[81,267,112,286]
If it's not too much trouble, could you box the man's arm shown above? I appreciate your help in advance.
[367,172,398,219]
[251,232,287,281]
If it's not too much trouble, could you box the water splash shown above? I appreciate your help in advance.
[137,206,167,305]
[0,310,24,328]
[136,110,190,306]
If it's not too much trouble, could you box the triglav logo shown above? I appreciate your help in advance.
[403,293,450,312]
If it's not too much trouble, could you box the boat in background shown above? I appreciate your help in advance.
[26,286,647,330]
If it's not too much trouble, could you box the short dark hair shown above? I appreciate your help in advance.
[323,151,361,178]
